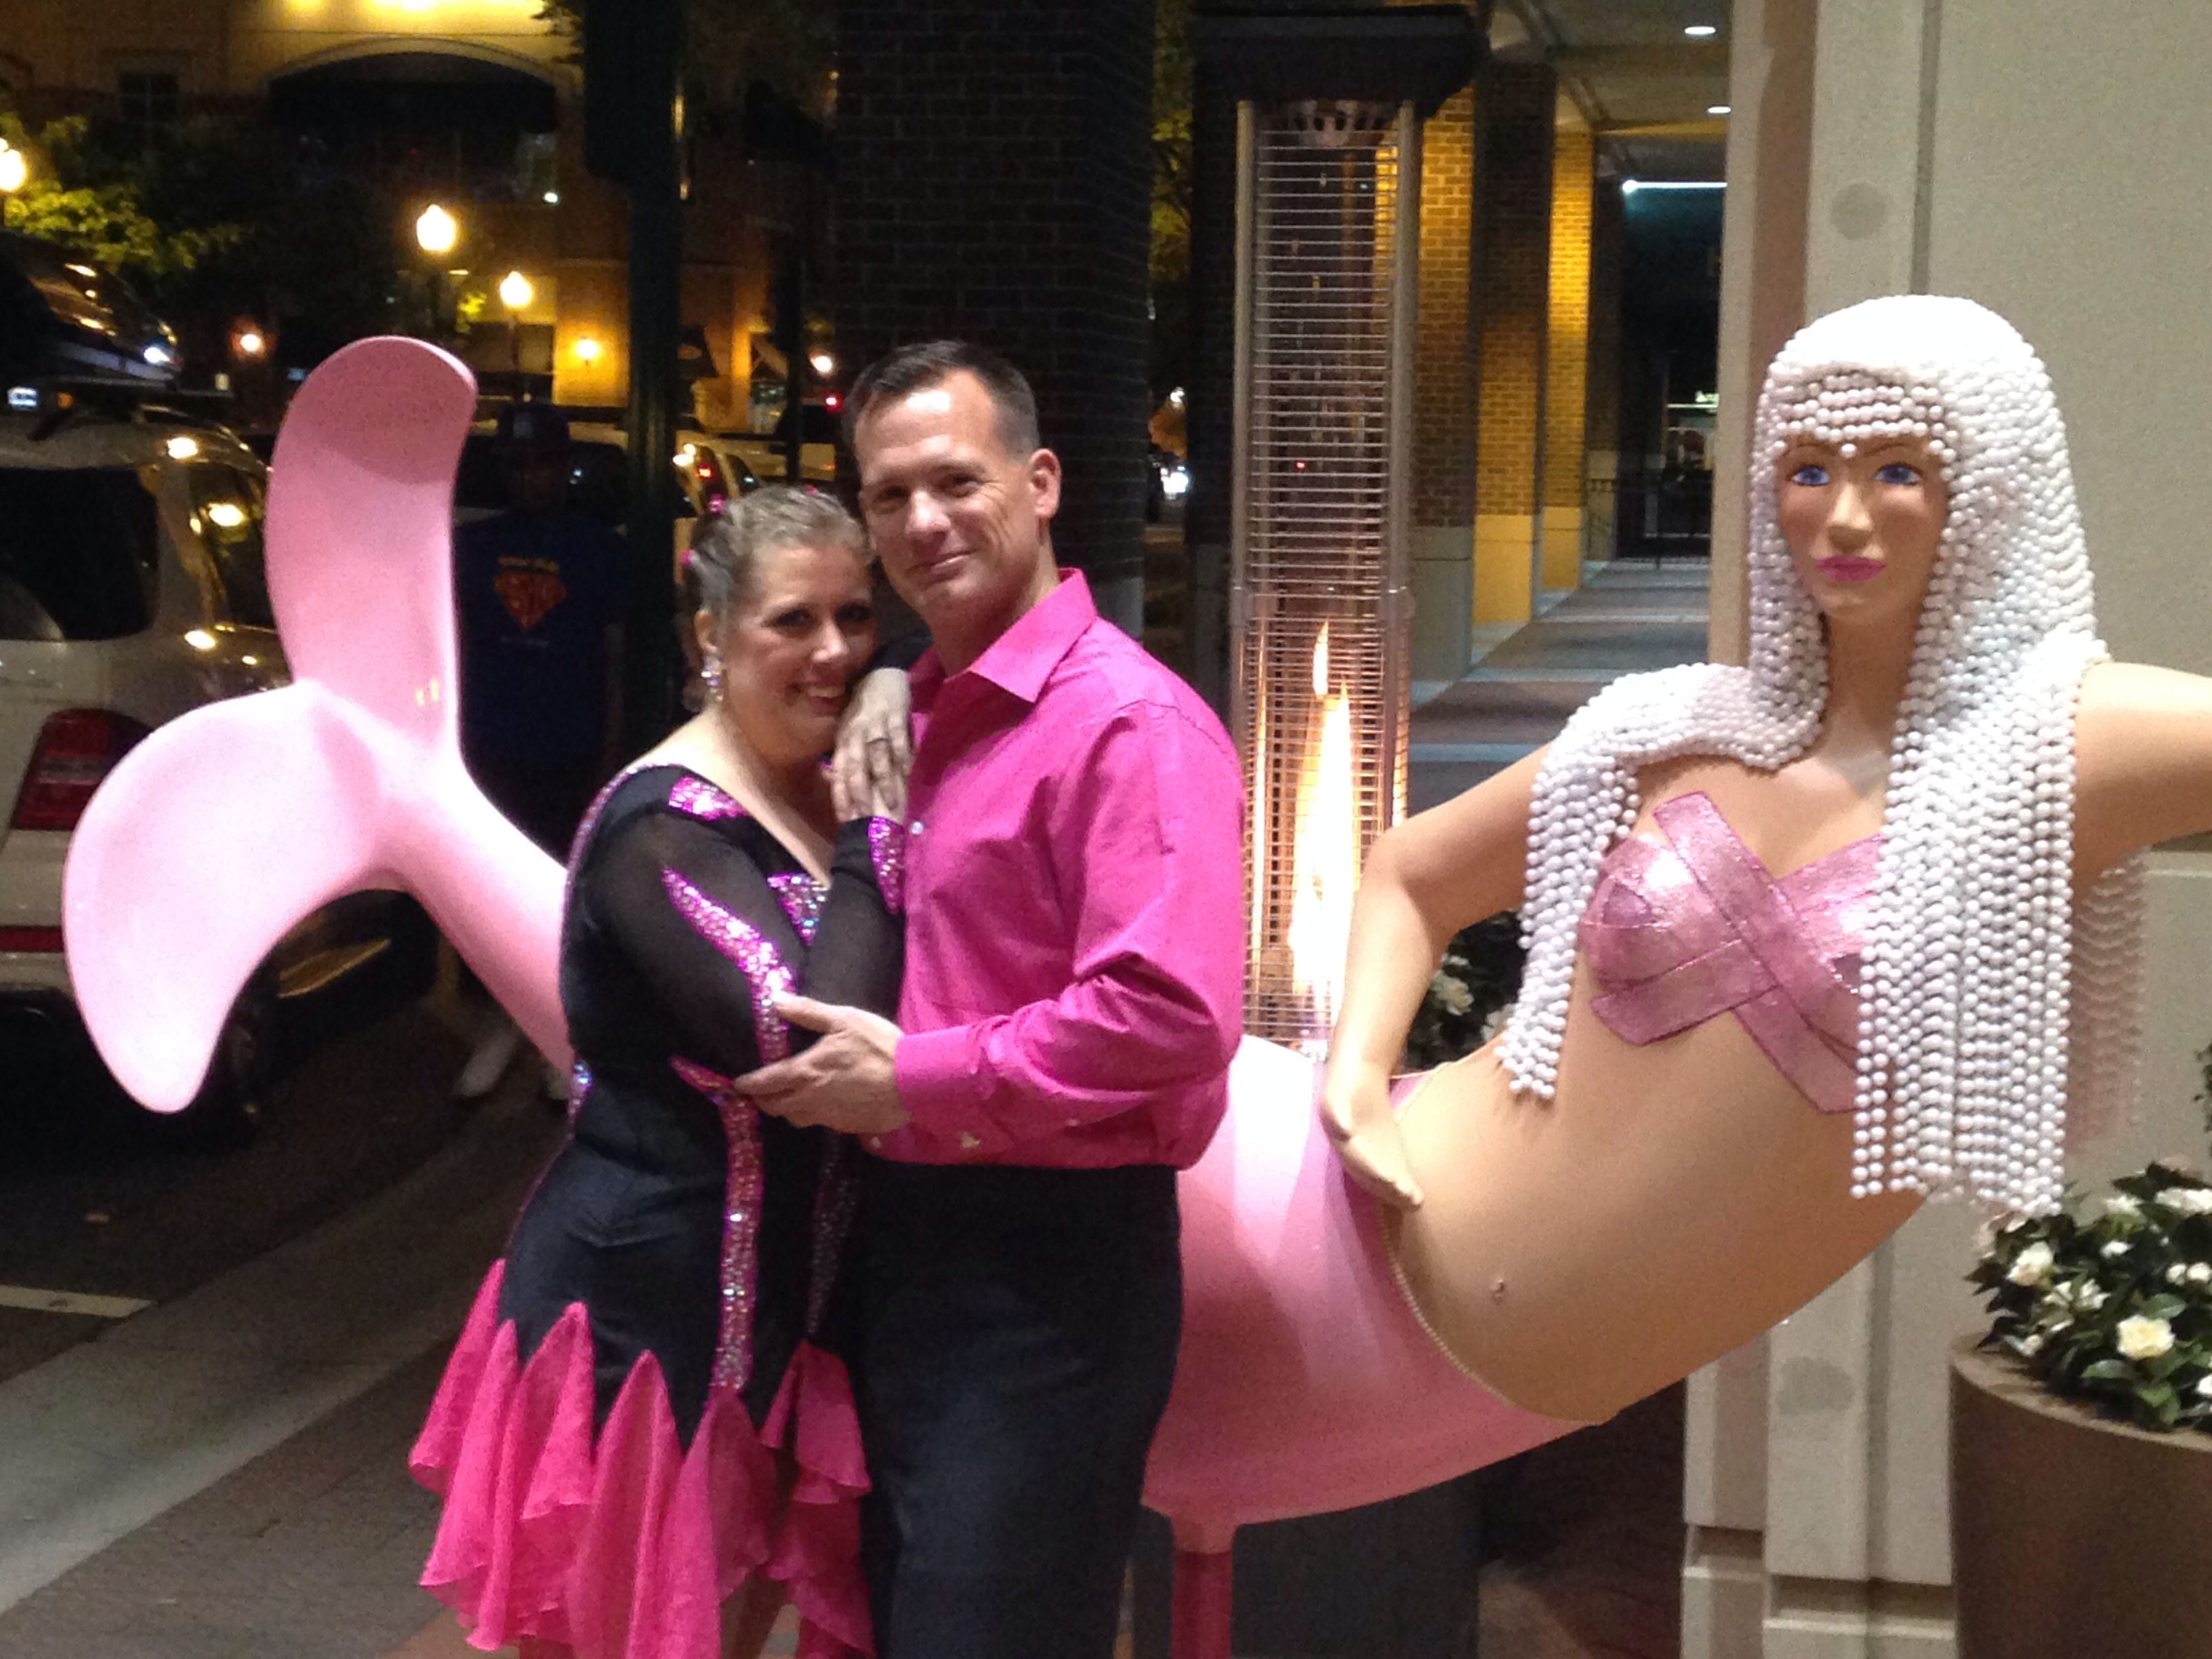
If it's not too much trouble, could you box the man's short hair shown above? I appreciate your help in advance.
[844,340,1042,459]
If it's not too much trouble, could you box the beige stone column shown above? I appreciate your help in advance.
[1409,83,1479,682]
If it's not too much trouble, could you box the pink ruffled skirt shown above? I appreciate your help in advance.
[409,1263,872,1658]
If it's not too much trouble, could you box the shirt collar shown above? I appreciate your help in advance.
[912,569,1096,708]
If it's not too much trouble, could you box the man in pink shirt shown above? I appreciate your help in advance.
[738,341,1244,1658]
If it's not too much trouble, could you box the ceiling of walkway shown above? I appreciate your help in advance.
[1494,0,1731,182]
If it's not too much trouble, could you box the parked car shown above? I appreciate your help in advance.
[0,391,430,1143]
[722,401,840,484]
[452,417,761,534]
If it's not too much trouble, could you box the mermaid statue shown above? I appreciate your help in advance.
[62,293,2212,1656]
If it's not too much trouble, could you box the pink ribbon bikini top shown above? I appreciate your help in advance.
[1577,790,1881,1115]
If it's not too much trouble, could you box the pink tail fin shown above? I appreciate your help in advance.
[63,338,567,1110]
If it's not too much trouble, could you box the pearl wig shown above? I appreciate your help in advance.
[1496,294,2146,1212]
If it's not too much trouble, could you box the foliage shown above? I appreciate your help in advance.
[1404,913,1525,1071]
[1971,1155,2212,1435]
[0,112,241,281]
[1151,0,1193,287]
[536,0,835,116]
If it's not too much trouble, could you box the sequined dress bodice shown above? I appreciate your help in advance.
[1576,790,1880,1115]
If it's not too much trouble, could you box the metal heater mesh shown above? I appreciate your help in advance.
[1232,100,1415,1048]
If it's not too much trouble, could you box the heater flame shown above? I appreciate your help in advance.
[1286,624,1359,1050]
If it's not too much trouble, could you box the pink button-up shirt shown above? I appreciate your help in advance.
[879,570,1246,1168]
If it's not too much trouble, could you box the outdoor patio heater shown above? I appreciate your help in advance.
[1231,92,1419,1052]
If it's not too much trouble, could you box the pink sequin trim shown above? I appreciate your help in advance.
[767,872,827,943]
[667,1053,768,1393]
[660,869,796,1063]
[867,817,906,914]
[668,775,749,821]
[805,1140,858,1336]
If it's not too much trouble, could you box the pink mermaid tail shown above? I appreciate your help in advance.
[62,337,566,1111]
[60,337,1579,1654]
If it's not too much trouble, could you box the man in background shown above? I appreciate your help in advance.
[451,402,626,1098]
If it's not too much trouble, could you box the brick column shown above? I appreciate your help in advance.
[1408,82,1477,682]
[1541,117,1593,592]
[1469,62,1555,626]
[833,0,1155,632]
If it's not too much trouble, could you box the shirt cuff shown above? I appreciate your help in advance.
[893,1025,1013,1155]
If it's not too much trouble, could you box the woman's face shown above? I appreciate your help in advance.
[698,539,877,767]
[1774,436,1950,629]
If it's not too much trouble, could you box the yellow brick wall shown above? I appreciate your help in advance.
[1542,122,1593,589]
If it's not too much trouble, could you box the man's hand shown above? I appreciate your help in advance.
[832,667,913,821]
[737,994,912,1136]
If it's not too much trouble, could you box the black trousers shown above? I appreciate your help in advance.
[847,1157,1183,1659]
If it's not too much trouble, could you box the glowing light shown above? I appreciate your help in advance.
[205,501,247,529]
[1286,624,1358,1046]
[497,269,534,311]
[1622,179,1727,194]
[571,336,603,363]
[415,203,459,255]
[234,327,266,360]
[542,190,560,204]
[809,350,836,376]
[165,436,201,462]
[1708,104,1732,116]
[184,628,218,653]
[1685,22,1718,36]
[0,146,27,194]
[143,344,176,367]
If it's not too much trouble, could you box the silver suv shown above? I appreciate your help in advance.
[0,396,422,1142]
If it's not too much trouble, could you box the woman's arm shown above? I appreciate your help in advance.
[1321,747,1544,1206]
[2073,662,2212,881]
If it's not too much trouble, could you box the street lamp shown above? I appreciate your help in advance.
[415,203,459,256]
[498,270,534,375]
[0,142,28,226]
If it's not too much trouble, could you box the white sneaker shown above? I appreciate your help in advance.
[454,1017,523,1100]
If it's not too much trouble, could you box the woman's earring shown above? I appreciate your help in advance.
[701,648,724,701]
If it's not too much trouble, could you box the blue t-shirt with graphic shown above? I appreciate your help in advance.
[453,510,626,763]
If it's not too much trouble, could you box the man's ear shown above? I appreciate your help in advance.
[1028,447,1063,522]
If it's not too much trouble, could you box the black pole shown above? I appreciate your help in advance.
[778,215,806,485]
[615,0,684,754]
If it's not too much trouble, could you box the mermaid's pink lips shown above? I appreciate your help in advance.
[1816,554,1883,583]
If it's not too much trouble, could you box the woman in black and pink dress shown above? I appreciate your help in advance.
[411,486,907,1659]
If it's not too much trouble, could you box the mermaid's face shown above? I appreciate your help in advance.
[1774,435,1949,629]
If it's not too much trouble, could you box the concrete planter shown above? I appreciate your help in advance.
[1950,1337,2212,1659]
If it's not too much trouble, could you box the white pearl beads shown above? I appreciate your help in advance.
[1498,295,2146,1214]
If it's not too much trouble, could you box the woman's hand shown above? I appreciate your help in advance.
[1321,1063,1425,1210]
[832,667,913,821]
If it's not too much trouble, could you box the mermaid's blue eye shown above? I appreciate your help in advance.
[1789,463,1830,487]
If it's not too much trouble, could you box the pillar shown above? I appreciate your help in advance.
[1408,82,1477,682]
[833,0,1156,634]
[1582,166,1624,567]
[1689,3,2212,1656]
[1540,112,1593,591]
[1469,62,1555,627]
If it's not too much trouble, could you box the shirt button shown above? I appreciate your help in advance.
[909,820,924,836]
[958,1131,981,1150]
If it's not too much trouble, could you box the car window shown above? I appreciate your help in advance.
[0,465,160,640]
[452,434,689,529]
[188,464,273,628]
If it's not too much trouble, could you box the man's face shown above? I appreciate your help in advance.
[500,448,569,514]
[853,370,1061,653]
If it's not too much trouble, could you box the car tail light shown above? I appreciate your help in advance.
[10,710,152,832]
[0,927,64,952]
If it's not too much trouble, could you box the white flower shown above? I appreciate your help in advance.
[1428,973,1473,1016]
[2116,1316,2175,1362]
[2018,1332,2045,1357]
[2007,1242,2056,1286]
[1477,1004,1512,1044]
[2169,1264,2192,1286]
[2102,1194,2143,1221]
[2155,1187,2212,1216]
[2102,1238,2132,1258]
[2188,1263,2212,1286]
[2198,1375,2212,1400]
[2077,1286,2107,1312]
